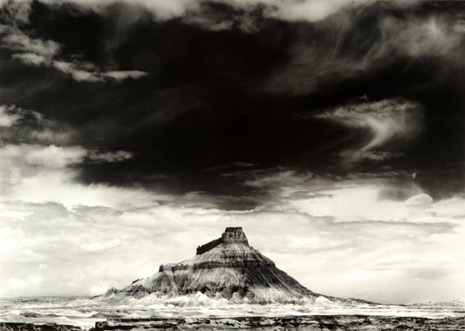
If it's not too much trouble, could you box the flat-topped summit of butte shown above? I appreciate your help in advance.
[103,227,315,302]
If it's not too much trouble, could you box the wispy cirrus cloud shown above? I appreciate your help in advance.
[0,22,147,82]
[87,150,133,163]
[1,26,60,58]
[50,60,148,83]
[266,8,465,96]
[316,98,423,163]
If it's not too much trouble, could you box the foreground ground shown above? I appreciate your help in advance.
[1,296,463,330]
[1,315,464,331]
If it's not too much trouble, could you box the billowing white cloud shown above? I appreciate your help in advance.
[267,0,371,22]
[7,276,43,290]
[0,105,22,127]
[79,238,122,251]
[0,104,74,146]
[0,104,178,297]
[0,104,44,129]
[23,145,87,168]
[0,0,32,23]
[0,144,143,208]
[0,143,161,209]
[11,52,47,65]
[404,193,434,206]
[34,0,200,20]
[0,105,160,208]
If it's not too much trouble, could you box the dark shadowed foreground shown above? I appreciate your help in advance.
[1,315,464,331]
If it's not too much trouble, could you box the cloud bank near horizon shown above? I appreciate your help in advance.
[1,169,464,304]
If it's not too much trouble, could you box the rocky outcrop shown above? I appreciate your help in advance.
[103,227,313,302]
[196,227,249,255]
[221,227,249,244]
[196,238,223,255]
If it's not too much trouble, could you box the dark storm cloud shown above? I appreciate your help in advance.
[0,0,464,208]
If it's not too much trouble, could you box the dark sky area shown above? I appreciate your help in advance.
[1,0,464,209]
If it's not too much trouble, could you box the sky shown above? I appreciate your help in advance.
[0,0,464,304]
